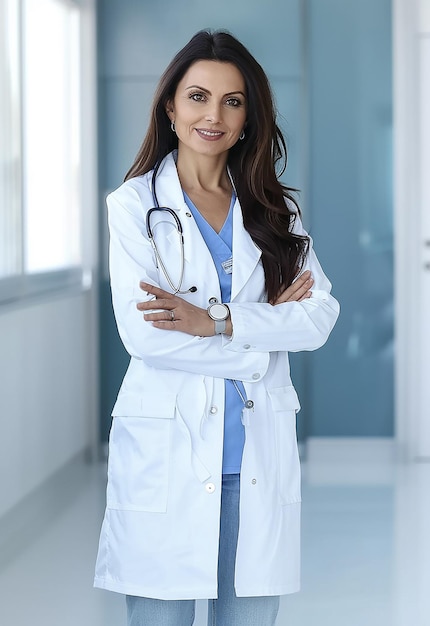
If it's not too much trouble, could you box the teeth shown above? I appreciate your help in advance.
[198,129,222,136]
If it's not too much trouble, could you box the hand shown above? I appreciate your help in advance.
[271,270,314,305]
[137,282,216,336]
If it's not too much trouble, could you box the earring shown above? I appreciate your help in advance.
[171,121,176,133]
[239,129,245,141]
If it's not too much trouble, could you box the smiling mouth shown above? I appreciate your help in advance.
[195,128,225,140]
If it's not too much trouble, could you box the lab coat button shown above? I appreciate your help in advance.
[251,478,257,485]
[252,373,260,380]
[205,483,216,494]
[243,344,251,350]
[209,406,218,415]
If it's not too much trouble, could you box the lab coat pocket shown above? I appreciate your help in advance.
[107,394,176,513]
[268,386,302,506]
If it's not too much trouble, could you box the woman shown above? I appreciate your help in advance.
[94,30,339,625]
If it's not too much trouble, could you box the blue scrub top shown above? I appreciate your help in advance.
[183,191,246,474]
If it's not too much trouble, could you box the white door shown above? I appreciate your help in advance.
[394,0,430,460]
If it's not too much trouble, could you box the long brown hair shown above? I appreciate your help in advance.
[125,30,309,302]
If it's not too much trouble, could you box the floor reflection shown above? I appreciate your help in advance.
[0,457,428,626]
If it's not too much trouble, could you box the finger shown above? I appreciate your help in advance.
[137,297,172,312]
[294,276,313,297]
[292,270,311,287]
[151,320,176,330]
[143,310,176,322]
[298,290,312,302]
[275,277,314,304]
[275,271,311,301]
[139,281,174,299]
[291,271,312,290]
[275,283,312,304]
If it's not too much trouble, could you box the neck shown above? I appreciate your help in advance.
[175,147,231,193]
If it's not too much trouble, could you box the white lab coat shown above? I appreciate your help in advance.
[94,152,339,600]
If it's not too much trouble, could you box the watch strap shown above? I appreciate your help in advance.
[214,319,227,334]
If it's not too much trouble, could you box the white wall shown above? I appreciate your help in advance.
[0,292,97,518]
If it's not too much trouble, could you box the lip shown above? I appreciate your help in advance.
[195,128,225,141]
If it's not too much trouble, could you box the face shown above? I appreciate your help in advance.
[166,60,247,160]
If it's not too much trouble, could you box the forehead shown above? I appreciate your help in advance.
[177,60,245,93]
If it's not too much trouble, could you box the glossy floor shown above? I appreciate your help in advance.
[0,457,429,626]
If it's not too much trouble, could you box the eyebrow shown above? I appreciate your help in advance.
[185,84,246,98]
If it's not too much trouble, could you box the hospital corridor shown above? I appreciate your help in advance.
[1,0,430,625]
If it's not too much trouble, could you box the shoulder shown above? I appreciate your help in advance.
[106,152,178,212]
[107,173,152,211]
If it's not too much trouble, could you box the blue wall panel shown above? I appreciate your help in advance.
[102,77,158,190]
[98,0,302,78]
[307,0,393,436]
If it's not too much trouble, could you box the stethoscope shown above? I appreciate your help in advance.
[146,164,197,295]
[145,163,254,411]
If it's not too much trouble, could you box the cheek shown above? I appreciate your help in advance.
[230,111,247,130]
[179,112,200,129]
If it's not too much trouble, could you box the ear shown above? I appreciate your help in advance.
[165,100,175,122]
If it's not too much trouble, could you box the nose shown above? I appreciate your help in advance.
[205,102,222,124]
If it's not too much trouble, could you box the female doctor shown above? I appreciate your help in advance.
[94,30,339,626]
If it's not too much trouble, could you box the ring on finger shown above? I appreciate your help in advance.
[170,310,175,321]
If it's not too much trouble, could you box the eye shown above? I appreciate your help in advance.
[189,92,206,102]
[225,97,243,107]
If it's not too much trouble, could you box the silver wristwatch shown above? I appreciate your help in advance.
[207,302,230,334]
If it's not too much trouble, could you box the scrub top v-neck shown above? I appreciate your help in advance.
[183,190,246,475]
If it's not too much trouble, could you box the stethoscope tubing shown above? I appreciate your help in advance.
[145,167,190,295]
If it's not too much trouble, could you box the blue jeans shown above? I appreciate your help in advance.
[126,474,280,626]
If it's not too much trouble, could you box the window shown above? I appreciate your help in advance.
[0,0,84,302]
[0,0,21,279]
[23,0,81,273]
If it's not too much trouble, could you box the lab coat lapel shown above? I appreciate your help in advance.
[154,154,220,290]
[153,154,196,265]
[231,197,262,301]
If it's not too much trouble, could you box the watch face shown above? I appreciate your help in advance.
[209,303,229,321]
